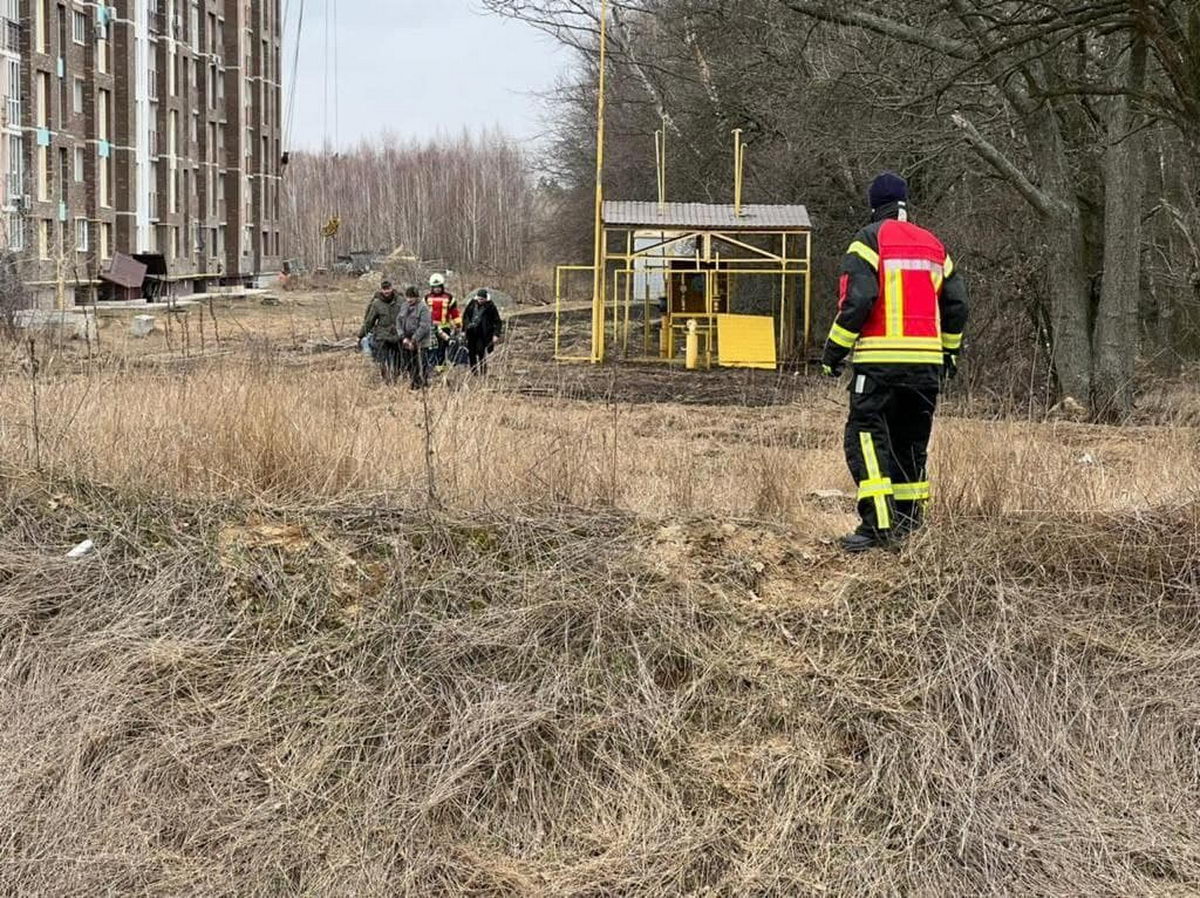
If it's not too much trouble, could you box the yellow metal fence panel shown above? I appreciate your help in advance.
[716,314,776,370]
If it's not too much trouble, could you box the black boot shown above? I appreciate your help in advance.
[839,530,890,553]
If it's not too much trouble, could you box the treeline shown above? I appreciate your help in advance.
[283,132,536,276]
[487,0,1200,418]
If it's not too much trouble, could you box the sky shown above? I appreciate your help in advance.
[284,0,572,151]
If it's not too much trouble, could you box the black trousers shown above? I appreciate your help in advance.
[401,345,427,389]
[374,341,402,385]
[468,336,493,375]
[843,370,939,534]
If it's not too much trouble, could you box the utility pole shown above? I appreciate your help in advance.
[589,0,608,364]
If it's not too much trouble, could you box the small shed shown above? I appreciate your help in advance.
[555,200,813,368]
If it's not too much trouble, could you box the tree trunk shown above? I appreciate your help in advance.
[1045,204,1095,404]
[1093,34,1148,421]
[1021,103,1096,405]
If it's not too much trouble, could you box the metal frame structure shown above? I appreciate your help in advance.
[555,208,813,368]
[555,0,814,370]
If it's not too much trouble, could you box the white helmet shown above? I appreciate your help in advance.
[429,273,446,288]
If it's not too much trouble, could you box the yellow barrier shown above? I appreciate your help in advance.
[716,314,776,370]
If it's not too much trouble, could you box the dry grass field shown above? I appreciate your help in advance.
[1,286,1199,895]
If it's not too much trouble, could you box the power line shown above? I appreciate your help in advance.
[282,0,304,150]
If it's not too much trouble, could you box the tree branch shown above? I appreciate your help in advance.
[950,112,1064,219]
[780,0,974,60]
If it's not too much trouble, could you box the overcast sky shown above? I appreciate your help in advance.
[285,0,571,151]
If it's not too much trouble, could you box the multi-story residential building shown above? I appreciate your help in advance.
[6,0,281,307]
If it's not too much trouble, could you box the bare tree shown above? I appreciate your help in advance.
[283,132,537,276]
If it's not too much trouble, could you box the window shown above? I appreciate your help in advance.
[97,89,109,140]
[99,157,110,208]
[148,161,158,217]
[36,0,48,52]
[73,145,84,181]
[100,222,111,258]
[7,134,22,198]
[72,77,84,114]
[36,146,48,201]
[6,211,23,250]
[36,71,50,127]
[58,147,68,199]
[74,217,88,251]
[6,58,20,125]
[72,9,86,43]
[38,219,51,259]
[190,112,197,144]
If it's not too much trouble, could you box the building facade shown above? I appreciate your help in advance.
[4,0,281,306]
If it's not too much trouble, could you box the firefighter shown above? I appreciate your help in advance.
[357,279,403,385]
[426,273,461,370]
[822,172,969,553]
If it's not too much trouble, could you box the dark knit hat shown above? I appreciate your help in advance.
[405,285,419,298]
[868,171,908,210]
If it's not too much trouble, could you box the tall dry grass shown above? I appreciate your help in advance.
[0,352,1193,524]
[2,350,1200,895]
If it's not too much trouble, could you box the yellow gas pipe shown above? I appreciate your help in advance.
[686,319,699,370]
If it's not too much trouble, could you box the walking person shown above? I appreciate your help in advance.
[821,172,969,553]
[357,280,403,385]
[397,285,433,390]
[463,288,503,376]
[426,273,461,371]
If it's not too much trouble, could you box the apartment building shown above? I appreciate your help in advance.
[4,0,282,307]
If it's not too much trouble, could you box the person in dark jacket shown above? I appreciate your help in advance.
[462,288,503,376]
[397,285,433,390]
[358,280,403,384]
[822,172,969,553]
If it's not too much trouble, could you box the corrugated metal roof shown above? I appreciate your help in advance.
[603,201,812,230]
[100,252,148,289]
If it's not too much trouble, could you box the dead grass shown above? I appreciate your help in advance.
[1,331,1199,895]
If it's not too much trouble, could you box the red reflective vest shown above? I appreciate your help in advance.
[426,292,459,328]
[849,219,953,365]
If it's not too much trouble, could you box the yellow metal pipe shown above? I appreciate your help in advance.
[732,128,744,217]
[803,230,813,369]
[554,265,563,359]
[686,318,698,370]
[590,0,609,364]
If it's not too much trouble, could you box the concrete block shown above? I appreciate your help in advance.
[131,314,157,337]
[14,309,98,342]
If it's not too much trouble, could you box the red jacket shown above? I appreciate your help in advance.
[426,292,461,329]
[825,211,968,368]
